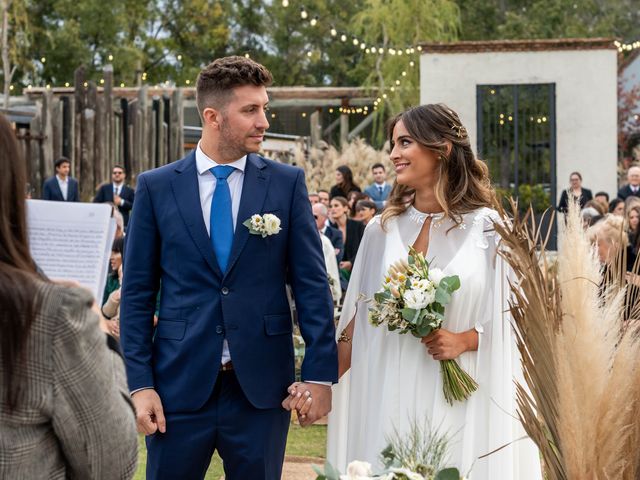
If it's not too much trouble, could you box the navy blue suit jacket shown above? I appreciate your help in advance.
[364,182,391,210]
[42,176,79,202]
[93,183,135,226]
[120,152,337,412]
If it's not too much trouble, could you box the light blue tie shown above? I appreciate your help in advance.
[210,165,235,272]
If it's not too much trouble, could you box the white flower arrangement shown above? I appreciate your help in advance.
[243,213,282,238]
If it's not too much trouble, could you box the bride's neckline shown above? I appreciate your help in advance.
[407,205,445,224]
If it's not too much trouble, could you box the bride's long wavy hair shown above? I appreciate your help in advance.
[381,103,495,228]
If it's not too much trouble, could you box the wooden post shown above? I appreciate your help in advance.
[52,95,63,159]
[171,88,184,162]
[81,107,95,200]
[104,65,114,173]
[29,107,44,198]
[157,97,165,166]
[310,109,321,147]
[138,86,149,173]
[41,89,54,179]
[87,81,103,191]
[340,99,349,148]
[73,66,86,181]
[129,98,139,176]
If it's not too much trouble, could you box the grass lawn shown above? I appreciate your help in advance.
[133,423,327,479]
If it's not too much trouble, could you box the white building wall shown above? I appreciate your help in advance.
[420,49,618,203]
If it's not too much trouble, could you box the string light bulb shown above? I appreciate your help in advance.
[108,54,113,61]
[330,26,337,36]
[300,7,308,19]
[177,54,182,61]
[352,37,359,46]
[282,0,289,6]
[360,43,366,50]
[64,82,70,87]
[340,34,347,42]
[41,57,46,63]
[310,16,318,26]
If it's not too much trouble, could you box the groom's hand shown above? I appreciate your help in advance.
[132,389,166,435]
[283,383,331,427]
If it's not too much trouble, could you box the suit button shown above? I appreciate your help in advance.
[216,325,224,335]
[221,287,229,295]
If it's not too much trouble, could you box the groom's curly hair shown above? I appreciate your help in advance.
[196,56,273,117]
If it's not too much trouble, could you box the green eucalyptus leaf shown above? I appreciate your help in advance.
[440,275,461,292]
[435,467,461,480]
[401,308,417,321]
[435,288,451,305]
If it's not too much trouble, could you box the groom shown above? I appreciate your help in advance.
[120,56,338,479]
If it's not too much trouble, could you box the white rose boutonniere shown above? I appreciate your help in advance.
[243,213,282,238]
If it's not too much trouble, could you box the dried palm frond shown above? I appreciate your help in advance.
[494,198,640,480]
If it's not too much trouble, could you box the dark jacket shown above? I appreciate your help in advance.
[42,176,80,202]
[330,218,366,265]
[617,184,640,202]
[323,225,344,263]
[93,183,135,226]
[330,184,361,200]
[557,188,593,213]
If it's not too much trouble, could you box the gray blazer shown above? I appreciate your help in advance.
[0,283,138,479]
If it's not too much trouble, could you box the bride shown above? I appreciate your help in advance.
[323,104,541,478]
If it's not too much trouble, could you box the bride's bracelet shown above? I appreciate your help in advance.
[338,329,352,344]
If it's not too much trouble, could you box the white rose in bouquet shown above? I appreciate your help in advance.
[428,267,445,286]
[403,289,434,310]
[340,460,374,480]
[262,213,282,235]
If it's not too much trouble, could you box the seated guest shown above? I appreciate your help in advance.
[594,191,610,213]
[308,192,320,205]
[363,163,392,210]
[318,189,330,207]
[330,165,361,199]
[609,198,625,216]
[354,199,378,225]
[0,113,137,479]
[557,171,592,213]
[617,166,640,201]
[42,157,79,202]
[329,196,365,288]
[312,202,344,262]
[347,191,369,218]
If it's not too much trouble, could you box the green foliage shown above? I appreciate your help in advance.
[495,184,551,214]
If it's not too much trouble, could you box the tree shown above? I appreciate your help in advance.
[0,0,30,106]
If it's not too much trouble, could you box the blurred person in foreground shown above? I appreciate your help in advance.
[0,114,137,479]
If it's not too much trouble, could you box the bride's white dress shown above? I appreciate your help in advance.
[327,206,542,480]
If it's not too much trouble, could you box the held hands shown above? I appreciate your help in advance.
[281,382,331,427]
[421,328,478,361]
[131,389,166,435]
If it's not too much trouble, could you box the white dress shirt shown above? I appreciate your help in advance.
[112,182,125,206]
[56,175,69,201]
[196,143,246,365]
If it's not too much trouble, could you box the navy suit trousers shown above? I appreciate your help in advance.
[146,370,290,480]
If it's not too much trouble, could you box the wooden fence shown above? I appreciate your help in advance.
[19,66,184,200]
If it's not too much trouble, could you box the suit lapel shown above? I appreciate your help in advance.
[52,178,64,201]
[224,154,269,276]
[171,152,223,278]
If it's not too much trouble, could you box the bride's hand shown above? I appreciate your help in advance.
[421,328,477,360]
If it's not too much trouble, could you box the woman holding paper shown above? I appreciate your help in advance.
[0,114,138,479]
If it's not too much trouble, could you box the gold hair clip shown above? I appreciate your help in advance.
[451,124,466,138]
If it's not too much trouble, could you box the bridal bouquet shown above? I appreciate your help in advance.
[368,247,477,404]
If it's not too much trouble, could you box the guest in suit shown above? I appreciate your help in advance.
[41,157,80,202]
[120,56,337,480]
[617,166,640,201]
[557,171,592,213]
[363,163,391,210]
[93,165,135,226]
[328,196,365,289]
[0,113,137,479]
[329,165,361,199]
[312,202,344,262]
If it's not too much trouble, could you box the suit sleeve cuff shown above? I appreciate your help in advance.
[305,380,332,386]
[130,386,154,396]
